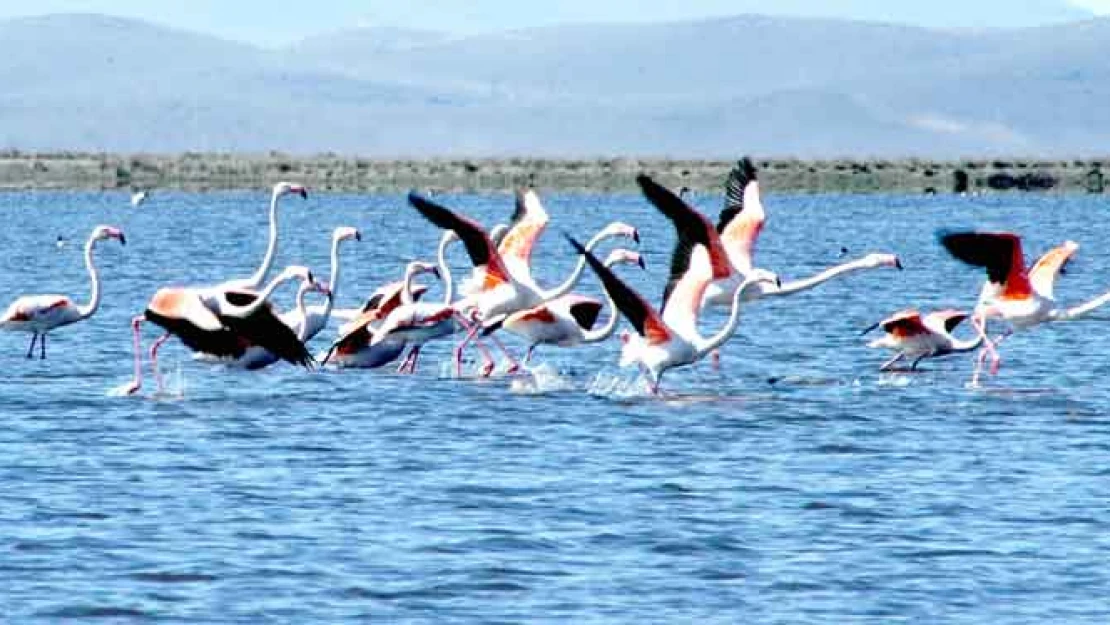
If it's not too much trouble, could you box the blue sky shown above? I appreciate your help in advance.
[0,0,1107,45]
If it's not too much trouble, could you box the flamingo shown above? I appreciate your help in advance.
[220,181,307,291]
[566,235,779,394]
[279,226,360,343]
[939,231,1110,384]
[703,158,901,307]
[227,273,333,370]
[494,249,646,364]
[1,225,126,359]
[321,273,431,369]
[364,232,497,375]
[125,265,318,395]
[408,192,636,374]
[861,309,982,371]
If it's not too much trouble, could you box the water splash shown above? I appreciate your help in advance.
[587,371,651,399]
[509,363,576,394]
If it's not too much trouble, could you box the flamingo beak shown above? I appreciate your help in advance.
[354,231,363,242]
[636,256,646,270]
[294,187,307,199]
[894,258,904,270]
[117,232,127,245]
[631,229,641,244]
[430,266,442,279]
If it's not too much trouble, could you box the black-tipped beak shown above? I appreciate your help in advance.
[775,276,782,288]
[632,230,641,244]
[430,266,442,279]
[895,258,904,270]
[354,231,362,242]
[637,257,646,270]
[118,233,127,246]
[298,189,308,199]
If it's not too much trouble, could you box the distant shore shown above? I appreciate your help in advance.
[0,151,1106,194]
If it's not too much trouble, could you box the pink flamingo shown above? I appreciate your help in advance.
[861,309,982,371]
[125,265,319,395]
[939,231,1110,384]
[1,225,125,359]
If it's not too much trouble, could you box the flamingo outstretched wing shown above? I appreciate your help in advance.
[408,193,511,289]
[497,188,549,284]
[218,291,313,367]
[923,309,969,335]
[716,157,766,273]
[566,235,669,344]
[1029,240,1079,299]
[939,231,1031,298]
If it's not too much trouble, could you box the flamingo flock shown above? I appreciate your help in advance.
[5,157,1110,396]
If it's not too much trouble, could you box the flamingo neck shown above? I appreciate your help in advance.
[77,234,102,319]
[438,234,455,305]
[245,187,281,289]
[695,274,769,356]
[768,257,878,297]
[948,333,984,353]
[540,226,614,301]
[227,271,296,317]
[401,266,421,307]
[323,235,344,320]
[293,283,314,341]
[1053,290,1110,321]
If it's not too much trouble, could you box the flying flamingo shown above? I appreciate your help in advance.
[566,235,779,394]
[494,249,646,364]
[861,309,982,371]
[407,192,636,374]
[322,273,431,369]
[220,181,307,291]
[280,226,360,343]
[939,231,1110,384]
[703,158,901,307]
[125,265,319,395]
[1,225,126,359]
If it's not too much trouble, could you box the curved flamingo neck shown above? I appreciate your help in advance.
[948,334,984,353]
[438,233,455,305]
[401,265,422,307]
[695,274,770,356]
[768,256,879,297]
[293,282,314,341]
[539,226,618,301]
[77,233,102,319]
[225,271,297,317]
[581,257,633,344]
[1053,290,1110,321]
[322,234,345,320]
[245,187,282,289]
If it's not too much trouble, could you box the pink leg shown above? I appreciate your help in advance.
[524,345,536,365]
[989,331,1012,376]
[149,332,171,393]
[486,333,521,374]
[454,320,483,378]
[407,345,422,374]
[125,316,144,395]
[454,314,495,377]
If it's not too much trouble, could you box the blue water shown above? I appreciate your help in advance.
[1,189,1109,623]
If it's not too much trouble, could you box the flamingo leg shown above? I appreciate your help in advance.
[25,333,37,359]
[524,345,536,365]
[486,333,521,374]
[40,333,47,360]
[407,345,422,374]
[910,354,927,371]
[453,314,495,377]
[988,330,1013,376]
[970,313,998,385]
[149,332,171,393]
[880,352,905,372]
[125,316,144,395]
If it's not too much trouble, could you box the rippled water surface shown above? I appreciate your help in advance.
[1,189,1109,623]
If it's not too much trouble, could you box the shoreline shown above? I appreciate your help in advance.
[0,152,1106,194]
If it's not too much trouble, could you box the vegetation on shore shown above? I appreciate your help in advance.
[0,151,1105,194]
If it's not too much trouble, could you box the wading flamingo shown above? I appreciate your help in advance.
[939,231,1110,384]
[567,235,779,394]
[703,158,902,307]
[125,265,319,395]
[322,277,430,369]
[282,226,360,342]
[1,225,126,359]
[220,181,307,291]
[229,274,332,370]
[493,249,646,364]
[861,309,982,371]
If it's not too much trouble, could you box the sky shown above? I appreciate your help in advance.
[0,0,1107,45]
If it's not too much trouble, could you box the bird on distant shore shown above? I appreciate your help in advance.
[131,190,148,207]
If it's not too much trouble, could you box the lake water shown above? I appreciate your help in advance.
[1,189,1109,623]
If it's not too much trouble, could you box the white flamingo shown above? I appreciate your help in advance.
[495,249,646,363]
[220,181,307,291]
[1,225,126,359]
[229,273,332,370]
[278,226,360,343]
[861,309,982,371]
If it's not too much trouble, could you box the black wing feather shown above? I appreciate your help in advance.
[943,313,969,334]
[566,235,652,338]
[145,309,245,358]
[568,300,603,331]
[938,230,1018,284]
[636,174,714,310]
[408,192,493,268]
[218,305,313,368]
[717,157,758,233]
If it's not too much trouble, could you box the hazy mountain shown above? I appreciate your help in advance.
[2,12,1109,156]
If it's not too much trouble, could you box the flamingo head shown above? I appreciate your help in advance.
[603,221,640,244]
[442,230,461,245]
[603,249,646,271]
[281,265,315,285]
[335,226,362,243]
[865,253,902,270]
[274,181,308,199]
[745,267,781,290]
[408,260,441,281]
[93,225,126,246]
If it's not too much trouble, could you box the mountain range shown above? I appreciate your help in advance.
[2,12,1108,156]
